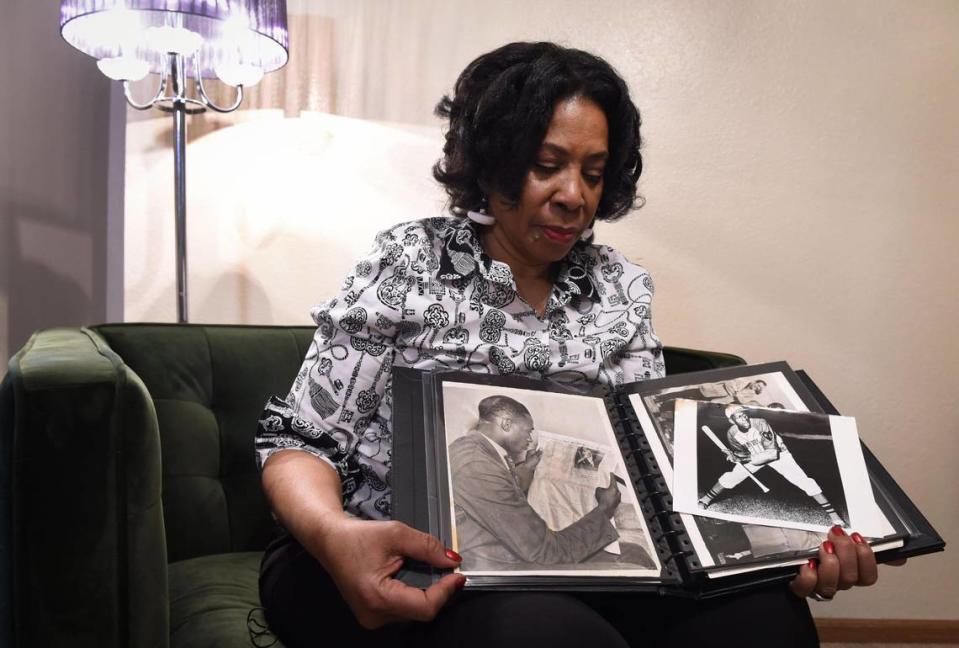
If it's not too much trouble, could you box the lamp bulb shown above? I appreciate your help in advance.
[145,25,204,55]
[214,62,265,87]
[96,56,150,81]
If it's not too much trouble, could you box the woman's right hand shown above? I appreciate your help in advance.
[262,450,466,630]
[308,513,466,629]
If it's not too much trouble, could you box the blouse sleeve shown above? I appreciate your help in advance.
[615,261,667,382]
[254,227,412,506]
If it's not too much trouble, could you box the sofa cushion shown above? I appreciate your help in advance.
[169,551,285,648]
[93,324,315,562]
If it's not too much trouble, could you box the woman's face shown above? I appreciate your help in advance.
[486,95,609,269]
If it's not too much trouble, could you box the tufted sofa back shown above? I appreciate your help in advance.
[86,325,739,563]
[93,324,314,563]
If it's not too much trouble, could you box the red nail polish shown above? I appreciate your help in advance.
[823,541,835,555]
[807,558,817,570]
[445,548,463,562]
[455,575,467,590]
[830,525,846,536]
[851,532,865,545]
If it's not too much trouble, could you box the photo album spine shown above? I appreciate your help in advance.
[606,393,696,591]
[391,367,443,589]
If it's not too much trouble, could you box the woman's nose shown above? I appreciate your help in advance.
[553,171,586,212]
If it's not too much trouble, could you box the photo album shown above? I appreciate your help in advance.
[390,362,944,597]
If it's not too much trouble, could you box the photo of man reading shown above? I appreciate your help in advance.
[448,395,623,571]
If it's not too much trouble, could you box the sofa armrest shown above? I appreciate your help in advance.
[2,328,168,648]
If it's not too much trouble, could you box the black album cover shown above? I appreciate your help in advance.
[392,364,944,595]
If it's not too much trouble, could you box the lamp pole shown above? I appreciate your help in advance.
[124,52,245,323]
[173,90,188,322]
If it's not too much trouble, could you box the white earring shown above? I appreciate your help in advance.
[466,210,495,225]
[580,225,594,241]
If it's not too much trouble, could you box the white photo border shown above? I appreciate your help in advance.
[440,380,662,578]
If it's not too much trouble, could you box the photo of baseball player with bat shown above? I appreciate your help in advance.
[697,405,846,527]
[699,421,771,494]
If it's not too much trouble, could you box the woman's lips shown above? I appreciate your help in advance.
[540,226,577,244]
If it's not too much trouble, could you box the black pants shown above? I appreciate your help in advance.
[259,532,819,648]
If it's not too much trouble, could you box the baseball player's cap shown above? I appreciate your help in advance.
[725,404,748,421]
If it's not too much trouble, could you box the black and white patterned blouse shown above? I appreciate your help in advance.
[255,217,665,520]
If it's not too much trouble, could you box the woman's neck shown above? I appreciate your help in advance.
[480,226,552,283]
[480,227,554,316]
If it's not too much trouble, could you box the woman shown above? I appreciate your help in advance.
[255,42,877,647]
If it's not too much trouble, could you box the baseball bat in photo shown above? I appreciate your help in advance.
[700,425,770,494]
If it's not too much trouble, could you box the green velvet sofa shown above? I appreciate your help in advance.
[0,323,744,648]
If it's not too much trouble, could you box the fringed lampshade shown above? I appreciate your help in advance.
[60,0,289,85]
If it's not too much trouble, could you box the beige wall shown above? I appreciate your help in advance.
[125,0,958,619]
[0,0,125,365]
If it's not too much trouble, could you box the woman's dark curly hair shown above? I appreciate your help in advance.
[433,42,643,222]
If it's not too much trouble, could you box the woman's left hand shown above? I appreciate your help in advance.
[789,526,884,600]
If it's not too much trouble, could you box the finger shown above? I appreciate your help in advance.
[380,572,466,622]
[518,452,541,468]
[423,572,467,614]
[789,559,819,598]
[390,522,461,568]
[829,527,859,590]
[816,541,840,599]
[886,558,908,567]
[850,532,878,586]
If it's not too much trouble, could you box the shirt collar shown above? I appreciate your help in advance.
[474,430,513,471]
[436,217,599,304]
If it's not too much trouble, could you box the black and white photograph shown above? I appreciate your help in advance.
[624,365,832,569]
[638,369,803,461]
[673,400,891,537]
[440,381,661,577]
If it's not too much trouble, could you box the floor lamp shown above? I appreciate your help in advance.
[60,0,289,323]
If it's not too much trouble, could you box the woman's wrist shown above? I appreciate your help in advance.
[304,507,352,564]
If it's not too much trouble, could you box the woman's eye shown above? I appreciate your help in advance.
[535,162,558,173]
[584,172,604,184]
